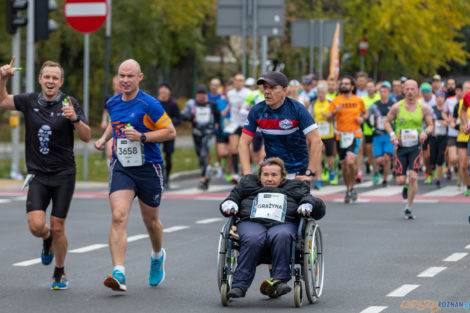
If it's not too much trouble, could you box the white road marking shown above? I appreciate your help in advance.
[196,197,226,201]
[195,218,224,224]
[443,252,468,262]
[465,244,470,250]
[333,199,370,203]
[386,284,420,297]
[360,306,388,313]
[164,225,190,233]
[412,199,438,203]
[13,258,41,267]
[127,234,149,242]
[69,244,108,253]
[0,199,12,204]
[360,186,402,196]
[422,186,463,197]
[312,185,346,196]
[417,266,447,277]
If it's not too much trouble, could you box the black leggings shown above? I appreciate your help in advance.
[193,133,212,177]
[429,136,447,167]
[26,174,76,219]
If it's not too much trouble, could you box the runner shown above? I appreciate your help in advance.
[419,82,436,184]
[384,80,433,219]
[239,71,322,180]
[157,82,181,190]
[367,81,394,186]
[0,58,91,289]
[355,72,368,98]
[94,59,176,291]
[311,82,335,189]
[327,75,368,203]
[443,82,461,182]
[428,91,448,188]
[222,74,251,183]
[326,75,338,102]
[299,75,316,107]
[182,84,220,190]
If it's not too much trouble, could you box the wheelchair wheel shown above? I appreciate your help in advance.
[294,281,302,308]
[217,223,227,290]
[303,220,324,304]
[220,282,229,306]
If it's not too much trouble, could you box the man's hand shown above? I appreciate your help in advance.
[296,175,313,182]
[94,138,107,151]
[0,57,15,80]
[420,131,428,143]
[61,97,78,121]
[123,127,142,142]
[390,133,398,145]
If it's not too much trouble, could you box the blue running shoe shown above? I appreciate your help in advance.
[104,270,127,291]
[41,248,54,266]
[149,248,166,286]
[329,170,335,182]
[314,181,322,190]
[51,274,69,290]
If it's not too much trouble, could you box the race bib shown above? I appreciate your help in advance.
[223,120,239,134]
[250,193,287,223]
[339,132,355,149]
[195,107,211,124]
[400,129,419,147]
[116,138,144,167]
[377,116,386,130]
[318,122,332,137]
[434,120,447,136]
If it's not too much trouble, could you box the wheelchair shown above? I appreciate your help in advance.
[217,215,324,307]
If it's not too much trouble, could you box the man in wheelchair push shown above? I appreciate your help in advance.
[219,157,326,301]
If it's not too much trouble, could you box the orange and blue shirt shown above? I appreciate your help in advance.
[106,90,171,164]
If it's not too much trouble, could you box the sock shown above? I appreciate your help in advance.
[232,154,239,174]
[152,250,163,260]
[53,266,64,280]
[43,233,53,254]
[113,265,125,275]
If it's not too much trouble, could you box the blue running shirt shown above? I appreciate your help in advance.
[243,97,318,173]
[106,90,171,164]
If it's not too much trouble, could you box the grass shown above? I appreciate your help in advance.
[0,147,217,182]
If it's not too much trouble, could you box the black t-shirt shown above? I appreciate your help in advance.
[14,92,88,176]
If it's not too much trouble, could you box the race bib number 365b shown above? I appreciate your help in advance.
[116,138,144,167]
[251,193,287,223]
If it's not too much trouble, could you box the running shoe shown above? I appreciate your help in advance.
[464,189,470,197]
[355,173,363,183]
[330,172,338,185]
[446,167,452,180]
[373,172,380,185]
[328,170,336,182]
[382,180,388,187]
[274,281,292,297]
[225,174,232,183]
[51,274,69,290]
[321,169,329,182]
[149,248,166,287]
[404,208,415,220]
[435,180,441,189]
[41,247,54,266]
[231,174,240,184]
[216,166,223,179]
[424,175,432,184]
[344,189,352,204]
[402,185,408,199]
[314,181,322,190]
[351,188,358,202]
[104,269,127,291]
[227,287,245,298]
[260,278,277,298]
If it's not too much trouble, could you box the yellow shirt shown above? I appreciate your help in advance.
[313,99,334,139]
[457,100,470,143]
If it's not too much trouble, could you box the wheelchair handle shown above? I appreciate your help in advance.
[297,216,306,237]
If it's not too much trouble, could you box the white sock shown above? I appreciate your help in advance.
[113,265,125,275]
[152,250,163,260]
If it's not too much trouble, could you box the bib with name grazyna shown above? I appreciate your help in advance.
[251,192,287,223]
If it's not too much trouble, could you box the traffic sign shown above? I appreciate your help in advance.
[64,0,107,33]
[358,37,369,56]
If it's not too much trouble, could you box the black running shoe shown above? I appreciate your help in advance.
[274,282,292,297]
[344,189,352,204]
[404,208,415,220]
[402,185,408,199]
[351,188,358,202]
[227,287,245,298]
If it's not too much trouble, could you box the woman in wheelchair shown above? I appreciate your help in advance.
[219,157,325,299]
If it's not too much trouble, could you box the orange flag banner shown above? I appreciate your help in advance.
[329,22,340,80]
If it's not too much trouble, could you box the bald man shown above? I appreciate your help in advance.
[384,80,433,220]
[95,59,176,291]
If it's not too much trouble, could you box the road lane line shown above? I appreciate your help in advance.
[127,234,149,242]
[360,306,387,313]
[69,244,108,253]
[465,245,470,250]
[386,284,420,297]
[13,258,41,267]
[164,225,190,233]
[443,252,468,262]
[196,197,226,201]
[417,266,447,277]
[0,199,12,204]
[195,218,224,224]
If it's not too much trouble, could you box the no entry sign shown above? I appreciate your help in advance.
[64,0,108,33]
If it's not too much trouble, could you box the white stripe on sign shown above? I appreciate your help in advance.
[13,258,41,267]
[195,218,224,224]
[127,234,149,242]
[69,243,108,253]
[417,267,447,277]
[65,3,107,17]
[443,252,468,262]
[386,284,420,297]
[164,225,190,233]
[360,306,388,313]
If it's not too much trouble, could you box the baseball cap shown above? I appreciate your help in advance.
[289,79,300,87]
[257,71,288,88]
[436,91,446,97]
[245,77,256,86]
[380,81,392,89]
[400,76,407,83]
[420,82,432,93]
[301,75,313,84]
[432,74,442,81]
[196,84,208,94]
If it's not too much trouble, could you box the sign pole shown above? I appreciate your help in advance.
[318,19,324,79]
[83,33,90,181]
[10,30,22,180]
[309,19,314,74]
[260,35,267,74]
[241,0,247,77]
[251,0,258,78]
[103,0,112,100]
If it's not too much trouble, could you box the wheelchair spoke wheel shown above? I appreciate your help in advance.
[303,221,324,304]
[220,282,229,306]
[217,223,227,290]
[294,282,302,308]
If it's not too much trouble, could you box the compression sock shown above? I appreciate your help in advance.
[43,233,53,254]
[53,267,64,281]
[232,154,239,174]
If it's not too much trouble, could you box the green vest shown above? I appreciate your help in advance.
[362,93,381,136]
[395,100,423,136]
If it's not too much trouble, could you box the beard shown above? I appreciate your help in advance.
[447,89,455,97]
[340,87,350,94]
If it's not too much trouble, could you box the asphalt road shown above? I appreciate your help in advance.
[0,177,469,313]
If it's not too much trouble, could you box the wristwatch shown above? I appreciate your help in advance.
[71,115,81,124]
[140,133,147,143]
[304,169,315,177]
